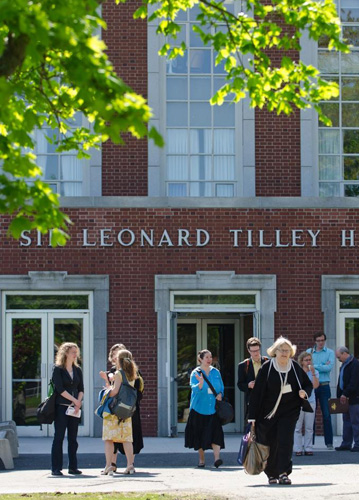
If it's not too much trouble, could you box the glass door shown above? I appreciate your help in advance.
[4,311,89,436]
[176,318,240,432]
[339,313,359,357]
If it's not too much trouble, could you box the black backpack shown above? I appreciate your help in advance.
[109,369,137,421]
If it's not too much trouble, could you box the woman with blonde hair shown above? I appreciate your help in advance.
[248,337,312,485]
[102,349,139,475]
[294,351,319,456]
[51,342,84,476]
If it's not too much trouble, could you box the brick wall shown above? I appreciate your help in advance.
[3,207,359,434]
[102,0,148,196]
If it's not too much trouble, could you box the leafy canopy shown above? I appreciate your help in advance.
[0,0,349,245]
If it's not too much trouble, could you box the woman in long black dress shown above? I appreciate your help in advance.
[248,337,312,485]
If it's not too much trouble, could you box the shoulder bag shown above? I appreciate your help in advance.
[109,369,138,422]
[37,380,56,424]
[292,362,314,413]
[199,369,234,425]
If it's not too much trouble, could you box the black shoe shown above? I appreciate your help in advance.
[351,447,359,452]
[68,469,82,475]
[335,446,351,451]
[51,470,63,476]
[214,459,223,468]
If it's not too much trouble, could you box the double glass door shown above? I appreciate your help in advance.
[4,311,89,436]
[176,318,241,432]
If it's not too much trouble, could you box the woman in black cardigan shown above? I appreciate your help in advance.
[51,342,84,476]
[248,337,312,485]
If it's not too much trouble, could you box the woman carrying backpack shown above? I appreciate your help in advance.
[102,349,138,475]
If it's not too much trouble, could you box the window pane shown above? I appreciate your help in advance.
[216,184,234,196]
[167,129,188,154]
[342,77,359,100]
[167,53,188,74]
[345,184,359,196]
[167,77,188,100]
[168,183,187,196]
[340,294,359,309]
[60,182,82,196]
[319,182,340,196]
[37,155,58,180]
[343,130,359,154]
[343,26,359,48]
[167,103,188,126]
[319,103,339,127]
[190,182,212,196]
[6,294,89,309]
[190,129,212,153]
[174,294,256,305]
[190,49,211,73]
[318,52,339,74]
[319,129,340,154]
[169,26,186,47]
[213,54,226,74]
[60,157,82,181]
[190,77,211,100]
[190,23,210,47]
[167,156,188,180]
[214,157,235,180]
[190,156,212,180]
[342,104,359,127]
[35,129,58,154]
[214,129,235,154]
[344,157,359,180]
[319,156,341,180]
[214,103,235,126]
[190,102,211,126]
[342,53,359,74]
[341,1,359,22]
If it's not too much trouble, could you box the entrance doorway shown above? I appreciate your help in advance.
[3,294,90,437]
[176,315,253,433]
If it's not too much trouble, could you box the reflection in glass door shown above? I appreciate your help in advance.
[176,318,240,432]
[11,316,45,430]
[5,311,89,436]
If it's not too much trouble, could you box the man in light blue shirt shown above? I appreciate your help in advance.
[307,332,334,449]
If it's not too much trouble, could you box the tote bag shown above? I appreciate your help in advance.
[243,428,270,475]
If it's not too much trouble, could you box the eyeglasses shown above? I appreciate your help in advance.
[249,348,260,353]
[316,339,325,342]
[303,358,311,362]
[278,349,291,354]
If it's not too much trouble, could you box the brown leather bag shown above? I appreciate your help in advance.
[243,427,270,475]
[328,398,349,414]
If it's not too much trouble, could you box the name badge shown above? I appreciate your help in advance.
[208,388,213,395]
[282,384,292,394]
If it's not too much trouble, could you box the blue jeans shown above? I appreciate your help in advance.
[342,404,359,449]
[314,384,333,446]
[51,405,80,471]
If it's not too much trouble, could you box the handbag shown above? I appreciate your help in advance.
[237,422,251,465]
[37,380,56,424]
[198,369,234,425]
[328,398,349,414]
[243,426,270,475]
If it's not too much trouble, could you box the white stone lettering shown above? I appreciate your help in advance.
[275,230,289,247]
[140,229,154,247]
[308,229,321,247]
[117,229,135,247]
[82,229,97,247]
[100,229,114,247]
[259,230,272,247]
[292,230,305,247]
[20,231,32,247]
[229,230,243,247]
[196,229,210,247]
[178,229,192,247]
[341,229,355,247]
[158,230,174,247]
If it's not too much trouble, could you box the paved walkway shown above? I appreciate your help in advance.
[1,435,358,499]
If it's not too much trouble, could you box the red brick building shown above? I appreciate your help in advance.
[1,0,358,439]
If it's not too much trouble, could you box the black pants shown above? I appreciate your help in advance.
[51,405,80,472]
[256,407,299,479]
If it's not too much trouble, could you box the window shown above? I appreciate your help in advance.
[166,2,238,197]
[318,0,359,196]
[33,113,85,196]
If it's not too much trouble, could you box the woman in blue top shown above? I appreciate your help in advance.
[184,349,225,468]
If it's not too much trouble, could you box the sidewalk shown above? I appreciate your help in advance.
[19,434,339,454]
[1,435,358,499]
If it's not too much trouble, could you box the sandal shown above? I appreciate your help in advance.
[197,462,205,468]
[278,473,292,485]
[268,477,278,484]
[295,451,303,456]
[304,451,313,456]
